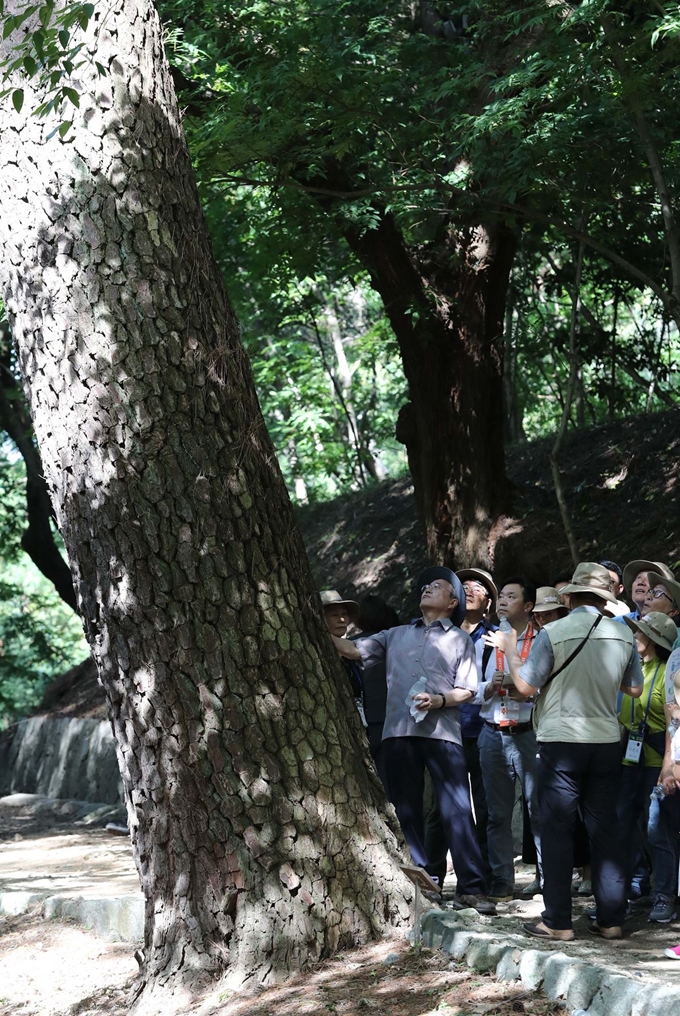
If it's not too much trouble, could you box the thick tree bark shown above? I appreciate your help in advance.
[0,324,78,610]
[339,207,516,567]
[0,2,410,1009]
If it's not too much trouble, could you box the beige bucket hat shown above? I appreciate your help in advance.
[319,589,359,623]
[559,562,616,603]
[622,560,674,594]
[456,567,498,603]
[645,573,680,610]
[533,587,568,613]
[625,611,677,651]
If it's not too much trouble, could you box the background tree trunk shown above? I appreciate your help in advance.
[0,1,410,1008]
[341,209,516,567]
[0,323,78,611]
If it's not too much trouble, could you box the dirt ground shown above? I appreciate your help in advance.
[4,803,680,1016]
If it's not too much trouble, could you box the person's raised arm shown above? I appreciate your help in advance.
[332,634,360,659]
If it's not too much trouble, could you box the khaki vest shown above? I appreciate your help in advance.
[534,611,635,743]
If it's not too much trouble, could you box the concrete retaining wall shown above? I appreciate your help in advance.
[0,716,123,804]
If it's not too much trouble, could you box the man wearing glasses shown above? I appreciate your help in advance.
[332,566,496,914]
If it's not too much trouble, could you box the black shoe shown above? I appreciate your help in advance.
[487,880,514,903]
[452,893,497,916]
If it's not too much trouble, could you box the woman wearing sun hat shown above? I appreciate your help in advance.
[642,572,680,628]
[617,612,677,920]
[620,560,675,623]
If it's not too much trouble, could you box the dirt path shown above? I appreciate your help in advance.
[3,803,680,1015]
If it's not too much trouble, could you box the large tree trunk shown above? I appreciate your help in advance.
[340,208,516,567]
[0,2,410,1009]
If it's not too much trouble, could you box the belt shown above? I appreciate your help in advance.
[484,720,533,736]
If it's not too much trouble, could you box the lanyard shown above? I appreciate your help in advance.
[630,661,662,728]
[496,623,535,672]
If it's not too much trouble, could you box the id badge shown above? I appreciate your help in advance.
[624,731,644,763]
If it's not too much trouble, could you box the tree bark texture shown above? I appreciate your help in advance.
[0,2,410,1006]
[339,206,516,568]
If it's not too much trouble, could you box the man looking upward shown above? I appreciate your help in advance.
[333,567,495,914]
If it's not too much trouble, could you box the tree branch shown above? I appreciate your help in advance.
[0,326,77,611]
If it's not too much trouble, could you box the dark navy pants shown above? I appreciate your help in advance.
[382,736,485,895]
[537,740,626,930]
[424,736,491,888]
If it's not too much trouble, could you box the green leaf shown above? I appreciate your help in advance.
[63,86,80,107]
[58,118,71,137]
[58,28,69,47]
[82,2,94,15]
[11,88,24,113]
[2,15,15,38]
[23,55,37,76]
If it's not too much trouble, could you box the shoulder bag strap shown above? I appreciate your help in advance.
[542,613,604,689]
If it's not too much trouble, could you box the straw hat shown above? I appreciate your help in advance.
[559,562,616,603]
[625,611,677,651]
[319,589,359,623]
[533,586,568,614]
[415,567,466,627]
[456,567,498,603]
[622,560,674,594]
[645,573,680,611]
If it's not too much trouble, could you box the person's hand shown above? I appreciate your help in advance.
[483,671,504,701]
[413,692,444,712]
[484,628,517,655]
[664,702,680,722]
[660,766,680,796]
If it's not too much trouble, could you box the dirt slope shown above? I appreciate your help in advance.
[299,407,680,616]
[34,408,679,714]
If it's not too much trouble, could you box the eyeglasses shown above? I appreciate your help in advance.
[463,583,490,596]
[650,587,677,606]
[421,582,445,592]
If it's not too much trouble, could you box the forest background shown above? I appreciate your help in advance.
[0,0,679,727]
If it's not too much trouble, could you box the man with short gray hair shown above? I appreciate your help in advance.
[333,566,495,915]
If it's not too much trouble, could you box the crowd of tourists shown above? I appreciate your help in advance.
[322,558,680,951]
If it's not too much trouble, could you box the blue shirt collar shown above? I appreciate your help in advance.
[410,616,454,630]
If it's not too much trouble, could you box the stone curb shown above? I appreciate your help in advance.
[0,890,144,942]
[422,910,680,1016]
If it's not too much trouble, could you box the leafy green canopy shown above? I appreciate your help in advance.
[507,238,680,439]
[161,0,679,467]
[0,454,87,727]
[164,1,680,286]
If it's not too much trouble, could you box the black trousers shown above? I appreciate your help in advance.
[537,740,626,930]
[382,736,484,895]
[424,735,490,887]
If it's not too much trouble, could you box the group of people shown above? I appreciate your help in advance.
[321,556,680,948]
